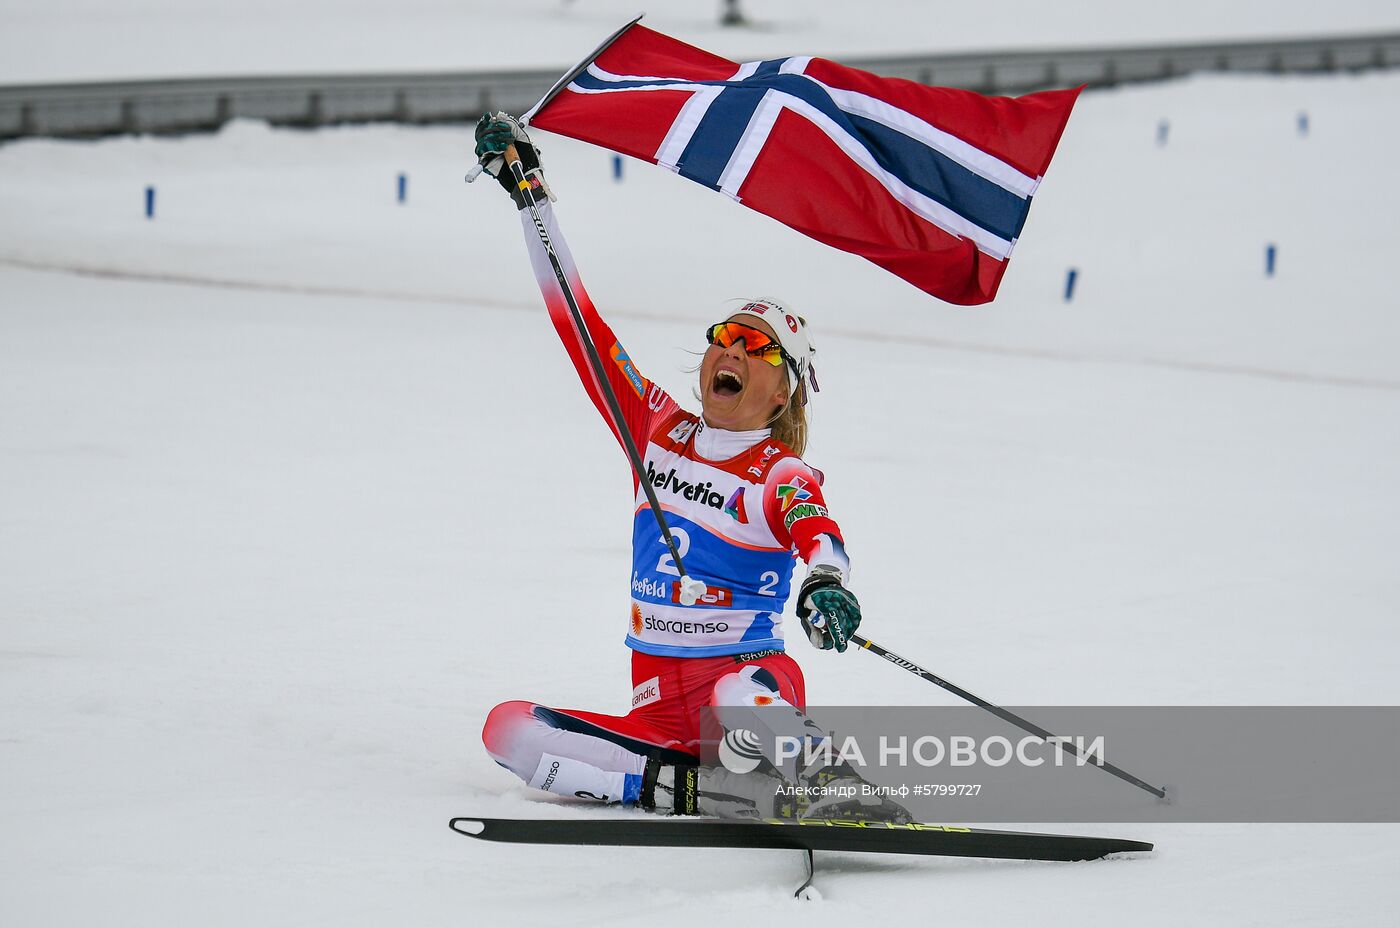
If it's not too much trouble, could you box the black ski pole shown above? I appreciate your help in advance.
[501,143,707,606]
[851,634,1168,800]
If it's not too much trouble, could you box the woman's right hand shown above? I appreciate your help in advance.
[473,112,550,208]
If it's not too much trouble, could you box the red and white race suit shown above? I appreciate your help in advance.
[482,197,851,804]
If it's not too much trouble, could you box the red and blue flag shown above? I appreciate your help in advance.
[526,24,1081,305]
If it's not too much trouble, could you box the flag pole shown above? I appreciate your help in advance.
[521,14,645,126]
[465,16,642,185]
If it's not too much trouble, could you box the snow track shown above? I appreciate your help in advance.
[2,64,1398,928]
[7,254,1396,393]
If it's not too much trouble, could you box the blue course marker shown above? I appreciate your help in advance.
[145,185,155,219]
[1157,119,1170,147]
[397,172,407,203]
[1266,244,1277,277]
[1297,112,1309,137]
[1064,268,1078,302]
[612,155,623,181]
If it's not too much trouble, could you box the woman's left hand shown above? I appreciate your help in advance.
[797,566,861,652]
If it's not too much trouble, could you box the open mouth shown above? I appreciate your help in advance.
[712,368,744,398]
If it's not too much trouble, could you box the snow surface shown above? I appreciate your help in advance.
[3,61,1400,928]
[2,0,1400,84]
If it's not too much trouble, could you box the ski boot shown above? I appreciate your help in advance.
[639,758,794,819]
[794,754,914,824]
[639,756,912,823]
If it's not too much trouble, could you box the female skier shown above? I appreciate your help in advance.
[473,114,898,820]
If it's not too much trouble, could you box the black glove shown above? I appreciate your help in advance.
[796,565,861,653]
[474,112,550,209]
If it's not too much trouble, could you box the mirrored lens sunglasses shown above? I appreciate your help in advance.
[704,322,792,368]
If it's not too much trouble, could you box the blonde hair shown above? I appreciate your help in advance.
[767,371,809,456]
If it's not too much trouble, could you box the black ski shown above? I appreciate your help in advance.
[448,815,1153,862]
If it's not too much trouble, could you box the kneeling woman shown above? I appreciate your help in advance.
[474,114,879,818]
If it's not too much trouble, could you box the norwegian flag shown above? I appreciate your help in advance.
[525,23,1081,305]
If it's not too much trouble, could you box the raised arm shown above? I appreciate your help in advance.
[475,112,676,453]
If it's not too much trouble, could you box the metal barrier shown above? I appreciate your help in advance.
[3,30,1398,141]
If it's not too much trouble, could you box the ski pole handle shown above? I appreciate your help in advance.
[463,139,516,185]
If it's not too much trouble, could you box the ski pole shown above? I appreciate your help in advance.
[851,634,1168,800]
[501,143,707,606]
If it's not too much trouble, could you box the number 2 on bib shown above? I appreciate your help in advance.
[654,527,691,576]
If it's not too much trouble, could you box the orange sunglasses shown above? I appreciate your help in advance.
[704,321,793,369]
